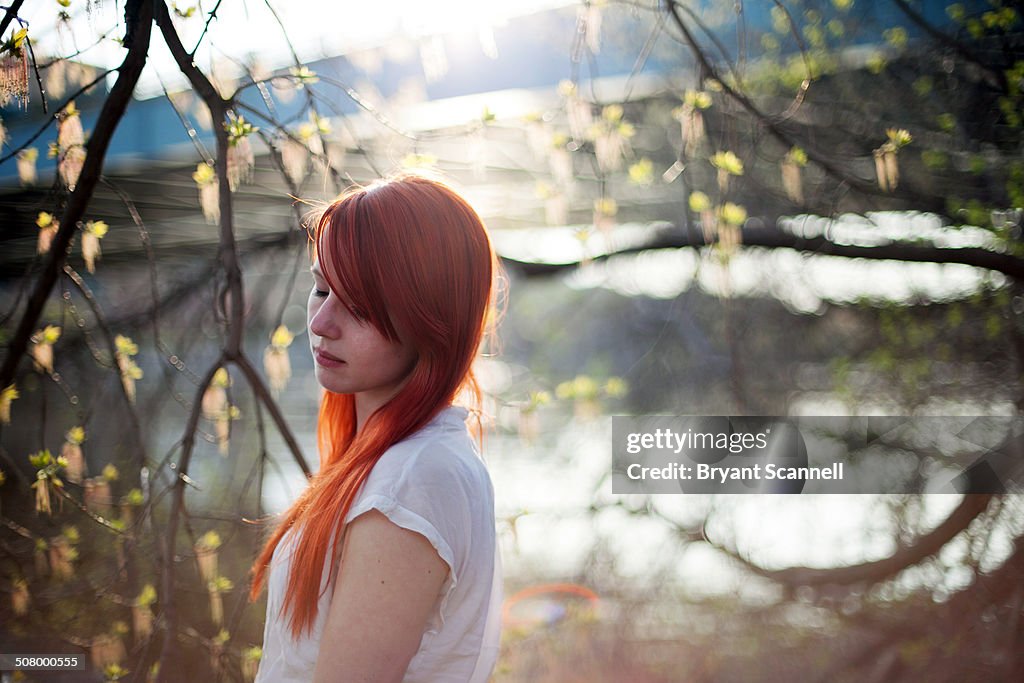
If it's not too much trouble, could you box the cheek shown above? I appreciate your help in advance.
[390,342,418,378]
[366,332,417,379]
[388,321,418,370]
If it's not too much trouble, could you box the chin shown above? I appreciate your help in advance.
[313,369,349,395]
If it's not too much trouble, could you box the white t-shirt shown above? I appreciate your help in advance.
[255,405,503,683]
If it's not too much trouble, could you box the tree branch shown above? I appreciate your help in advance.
[0,0,25,41]
[500,223,1024,284]
[0,0,151,398]
[0,67,113,164]
[233,353,311,478]
[190,0,227,56]
[155,357,224,683]
[664,1,933,206]
[891,0,1008,92]
[709,493,994,589]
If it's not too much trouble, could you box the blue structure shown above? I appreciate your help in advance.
[0,1,987,189]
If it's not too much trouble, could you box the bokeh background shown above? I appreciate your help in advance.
[1,1,1023,681]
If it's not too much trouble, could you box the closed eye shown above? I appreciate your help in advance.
[312,287,329,298]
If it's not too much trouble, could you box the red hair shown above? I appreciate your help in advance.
[248,174,502,639]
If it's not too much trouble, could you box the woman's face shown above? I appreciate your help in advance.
[308,258,418,410]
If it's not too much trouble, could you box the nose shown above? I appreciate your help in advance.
[309,291,344,340]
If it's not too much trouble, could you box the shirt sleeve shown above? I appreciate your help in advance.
[342,442,479,625]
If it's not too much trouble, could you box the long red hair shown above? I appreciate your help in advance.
[248,173,501,639]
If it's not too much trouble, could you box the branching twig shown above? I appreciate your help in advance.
[233,100,347,186]
[0,0,25,41]
[233,353,311,477]
[51,484,128,535]
[0,0,152,404]
[154,356,223,683]
[155,3,238,676]
[0,68,114,164]
[190,0,227,56]
[664,1,904,202]
[705,493,994,589]
[62,264,149,459]
[23,36,47,115]
[38,28,115,69]
[892,0,1008,92]
[501,222,1024,284]
[159,78,216,164]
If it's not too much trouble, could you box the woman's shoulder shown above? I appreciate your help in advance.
[365,406,493,497]
[343,406,496,562]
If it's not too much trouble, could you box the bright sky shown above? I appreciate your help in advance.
[17,0,575,98]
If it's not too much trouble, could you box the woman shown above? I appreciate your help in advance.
[249,174,504,683]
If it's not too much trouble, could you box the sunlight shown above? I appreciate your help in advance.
[17,0,575,99]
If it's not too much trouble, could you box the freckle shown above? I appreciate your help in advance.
[381,580,385,584]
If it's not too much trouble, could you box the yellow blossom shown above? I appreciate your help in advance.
[601,104,623,123]
[192,162,216,186]
[289,65,319,86]
[85,220,108,237]
[67,426,85,444]
[197,530,222,551]
[785,146,808,167]
[270,325,294,349]
[37,211,58,253]
[710,150,744,176]
[628,158,654,186]
[886,128,913,148]
[115,335,139,356]
[137,584,158,606]
[604,377,628,397]
[82,221,108,273]
[720,202,748,226]
[31,326,60,373]
[688,191,711,212]
[39,325,61,344]
[683,90,712,109]
[593,198,618,216]
[211,367,231,388]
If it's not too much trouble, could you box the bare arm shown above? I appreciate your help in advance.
[312,509,449,683]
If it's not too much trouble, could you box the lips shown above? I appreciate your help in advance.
[315,348,345,367]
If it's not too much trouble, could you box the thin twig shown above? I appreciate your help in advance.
[234,100,347,186]
[190,0,227,57]
[23,36,47,115]
[0,68,114,164]
[61,264,149,460]
[159,77,216,164]
[0,0,151,402]
[664,0,926,204]
[38,28,115,69]
[892,0,1008,92]
[768,0,812,121]
[233,353,311,477]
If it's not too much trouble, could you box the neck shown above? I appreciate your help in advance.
[353,393,377,435]
[353,387,401,434]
